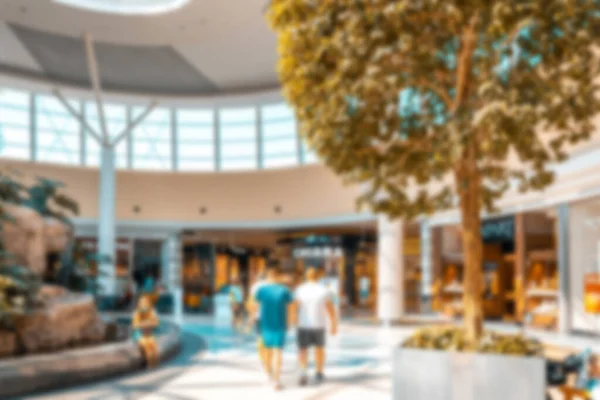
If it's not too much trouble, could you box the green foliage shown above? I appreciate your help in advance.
[403,327,543,356]
[24,176,79,220]
[57,240,108,296]
[0,252,41,329]
[267,0,600,218]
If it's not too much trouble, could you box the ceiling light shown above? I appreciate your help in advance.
[53,0,190,15]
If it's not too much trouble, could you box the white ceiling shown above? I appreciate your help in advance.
[0,0,280,95]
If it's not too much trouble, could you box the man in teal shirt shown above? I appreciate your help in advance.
[252,264,294,390]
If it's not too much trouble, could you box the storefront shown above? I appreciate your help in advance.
[429,211,559,328]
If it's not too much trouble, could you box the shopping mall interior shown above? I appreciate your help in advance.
[0,1,599,399]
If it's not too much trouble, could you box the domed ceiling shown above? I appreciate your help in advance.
[0,0,278,96]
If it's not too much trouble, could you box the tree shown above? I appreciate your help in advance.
[268,0,600,342]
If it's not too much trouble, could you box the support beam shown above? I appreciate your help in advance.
[84,32,109,143]
[126,106,133,169]
[97,145,117,297]
[171,108,178,171]
[377,215,405,324]
[29,93,36,161]
[162,232,183,324]
[557,204,571,333]
[52,89,103,144]
[111,101,157,147]
[256,107,263,169]
[214,109,221,171]
[420,219,432,313]
[296,119,304,164]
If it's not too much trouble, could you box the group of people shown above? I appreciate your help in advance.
[245,265,338,391]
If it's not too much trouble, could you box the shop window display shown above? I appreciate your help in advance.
[431,212,558,325]
[403,235,421,314]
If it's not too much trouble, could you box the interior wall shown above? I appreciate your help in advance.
[0,159,363,222]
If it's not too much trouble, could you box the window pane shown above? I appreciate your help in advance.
[219,107,256,170]
[132,107,171,170]
[264,155,298,168]
[84,102,128,168]
[0,88,30,160]
[177,109,214,171]
[261,103,294,122]
[36,95,80,165]
[261,103,298,168]
[302,141,318,164]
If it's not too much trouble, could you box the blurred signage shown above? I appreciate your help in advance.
[293,246,343,259]
[481,217,514,242]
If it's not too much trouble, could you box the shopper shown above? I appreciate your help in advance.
[132,295,160,368]
[229,277,244,332]
[251,265,295,390]
[248,272,268,370]
[295,267,338,386]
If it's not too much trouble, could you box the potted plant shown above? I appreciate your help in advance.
[267,1,600,398]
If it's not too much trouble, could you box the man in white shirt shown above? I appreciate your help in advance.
[294,267,338,385]
[247,272,267,371]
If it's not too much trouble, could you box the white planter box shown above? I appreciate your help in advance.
[393,348,546,400]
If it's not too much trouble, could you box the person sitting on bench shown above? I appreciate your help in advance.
[132,295,160,368]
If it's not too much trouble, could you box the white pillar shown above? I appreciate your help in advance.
[420,220,432,313]
[377,215,405,324]
[163,233,183,323]
[97,145,116,296]
[557,204,571,333]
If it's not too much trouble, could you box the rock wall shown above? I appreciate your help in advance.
[1,203,72,277]
[12,285,106,354]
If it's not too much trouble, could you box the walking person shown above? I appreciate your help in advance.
[247,272,267,370]
[229,277,244,332]
[250,264,295,390]
[295,267,338,386]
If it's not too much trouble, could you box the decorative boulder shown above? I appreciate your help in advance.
[0,331,17,357]
[13,285,106,353]
[0,204,72,277]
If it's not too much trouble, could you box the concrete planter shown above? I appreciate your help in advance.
[393,348,545,400]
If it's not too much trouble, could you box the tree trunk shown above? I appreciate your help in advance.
[457,147,484,343]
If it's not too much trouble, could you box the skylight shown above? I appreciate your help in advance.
[53,0,190,15]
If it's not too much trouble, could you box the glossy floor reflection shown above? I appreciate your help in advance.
[30,317,398,400]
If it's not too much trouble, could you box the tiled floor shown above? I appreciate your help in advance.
[28,317,600,400]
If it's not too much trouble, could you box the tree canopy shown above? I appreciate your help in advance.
[267,0,600,219]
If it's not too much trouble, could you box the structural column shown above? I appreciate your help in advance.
[420,219,432,313]
[377,215,405,324]
[97,145,116,297]
[162,232,183,323]
[557,204,571,333]
[514,213,527,322]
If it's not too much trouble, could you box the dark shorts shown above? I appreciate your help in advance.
[297,328,325,349]
[232,303,244,318]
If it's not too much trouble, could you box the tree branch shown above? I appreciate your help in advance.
[451,12,481,114]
